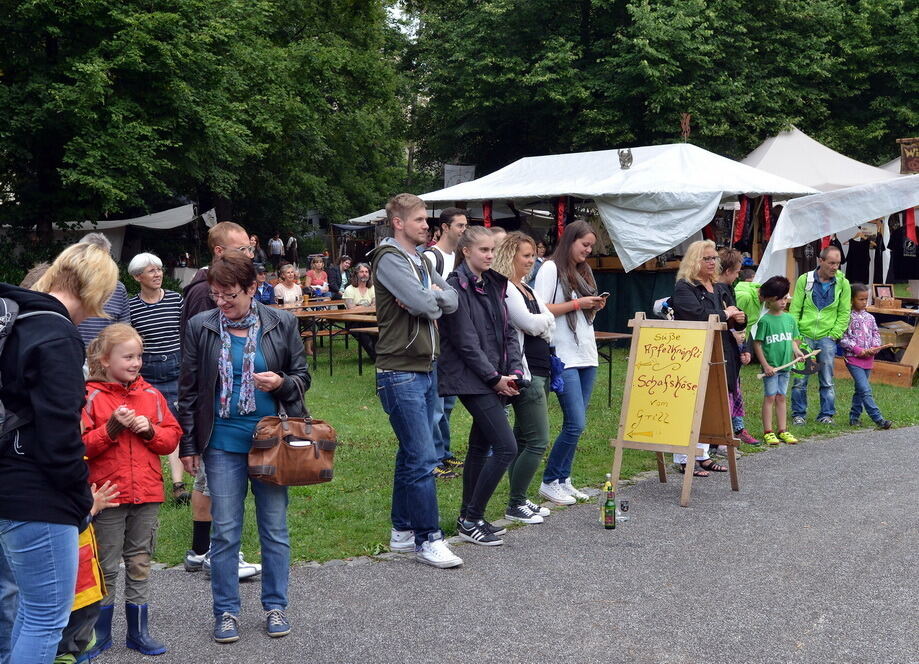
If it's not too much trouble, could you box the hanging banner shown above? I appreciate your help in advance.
[556,197,567,240]
[483,200,493,228]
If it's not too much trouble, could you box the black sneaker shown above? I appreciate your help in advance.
[432,464,458,480]
[876,419,892,430]
[457,519,504,546]
[443,457,464,471]
[456,516,506,536]
[505,503,544,524]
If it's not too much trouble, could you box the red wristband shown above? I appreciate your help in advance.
[572,299,581,310]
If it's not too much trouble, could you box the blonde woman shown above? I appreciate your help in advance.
[273,264,303,305]
[1,242,117,663]
[671,240,746,476]
[492,232,556,523]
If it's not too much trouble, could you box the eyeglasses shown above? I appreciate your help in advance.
[142,267,163,275]
[209,290,243,302]
[701,256,719,262]
[219,245,255,255]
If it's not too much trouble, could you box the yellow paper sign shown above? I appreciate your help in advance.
[622,327,707,447]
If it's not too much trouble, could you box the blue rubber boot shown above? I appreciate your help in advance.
[125,603,167,656]
[79,604,114,661]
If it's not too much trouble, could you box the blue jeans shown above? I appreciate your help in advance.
[432,395,457,463]
[203,447,290,618]
[543,366,597,483]
[141,350,181,418]
[376,369,442,546]
[0,520,78,664]
[791,336,837,419]
[846,364,884,423]
[0,542,17,664]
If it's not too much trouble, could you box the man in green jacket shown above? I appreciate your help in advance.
[788,246,851,425]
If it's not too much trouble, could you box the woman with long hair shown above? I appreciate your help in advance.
[492,232,556,523]
[1,242,117,663]
[534,220,607,505]
[671,240,746,475]
[439,225,523,545]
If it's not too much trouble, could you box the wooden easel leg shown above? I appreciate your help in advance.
[727,446,739,492]
[610,443,625,490]
[656,452,667,483]
[679,449,697,507]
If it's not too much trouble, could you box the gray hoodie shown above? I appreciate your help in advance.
[370,237,457,372]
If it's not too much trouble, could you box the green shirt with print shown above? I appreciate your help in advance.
[753,311,799,369]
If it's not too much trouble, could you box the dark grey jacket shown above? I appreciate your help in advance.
[438,264,523,396]
[177,302,310,457]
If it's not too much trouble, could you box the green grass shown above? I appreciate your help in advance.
[154,340,917,566]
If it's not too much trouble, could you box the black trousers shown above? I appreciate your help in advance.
[458,392,518,522]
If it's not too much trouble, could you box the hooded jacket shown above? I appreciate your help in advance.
[0,283,93,527]
[177,302,310,458]
[82,375,182,504]
[369,238,458,372]
[789,270,852,341]
[438,264,523,396]
[734,280,762,330]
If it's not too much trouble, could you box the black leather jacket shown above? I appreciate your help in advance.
[177,302,310,457]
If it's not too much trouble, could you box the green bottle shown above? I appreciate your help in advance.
[603,475,616,530]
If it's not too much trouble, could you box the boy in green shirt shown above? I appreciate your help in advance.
[752,276,804,445]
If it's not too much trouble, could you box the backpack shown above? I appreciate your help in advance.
[423,247,445,277]
[0,296,71,439]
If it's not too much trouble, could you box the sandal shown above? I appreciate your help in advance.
[698,459,728,473]
[678,463,710,477]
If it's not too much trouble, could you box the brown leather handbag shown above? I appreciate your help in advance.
[248,401,338,486]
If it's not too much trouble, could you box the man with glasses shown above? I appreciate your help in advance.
[179,221,262,581]
[789,246,851,425]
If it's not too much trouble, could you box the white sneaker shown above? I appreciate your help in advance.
[237,552,261,580]
[561,478,590,502]
[203,551,262,580]
[416,539,463,568]
[525,498,551,517]
[539,481,576,505]
[389,528,415,552]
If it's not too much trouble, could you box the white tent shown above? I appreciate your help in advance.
[881,157,902,174]
[754,176,919,283]
[419,143,816,271]
[742,126,898,192]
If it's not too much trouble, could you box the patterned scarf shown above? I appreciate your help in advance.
[217,300,260,418]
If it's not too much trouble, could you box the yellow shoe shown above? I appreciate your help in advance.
[763,432,780,445]
[777,431,798,444]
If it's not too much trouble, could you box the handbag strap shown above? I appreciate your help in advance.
[276,374,310,420]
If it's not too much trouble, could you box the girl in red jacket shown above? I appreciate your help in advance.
[81,323,182,657]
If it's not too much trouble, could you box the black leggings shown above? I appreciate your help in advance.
[459,392,518,522]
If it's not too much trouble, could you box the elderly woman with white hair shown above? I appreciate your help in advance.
[127,252,189,504]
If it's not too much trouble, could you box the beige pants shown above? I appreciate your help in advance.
[93,502,160,606]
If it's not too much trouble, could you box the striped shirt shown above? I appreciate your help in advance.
[129,289,184,354]
[77,281,131,346]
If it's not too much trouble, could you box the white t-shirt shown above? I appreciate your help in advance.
[268,238,284,256]
[423,246,456,278]
[273,282,302,304]
[533,260,598,368]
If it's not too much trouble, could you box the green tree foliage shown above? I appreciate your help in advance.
[409,0,913,174]
[0,0,405,235]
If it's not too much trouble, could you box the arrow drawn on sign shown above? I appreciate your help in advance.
[627,426,654,439]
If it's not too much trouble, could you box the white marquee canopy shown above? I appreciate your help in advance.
[419,143,816,271]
